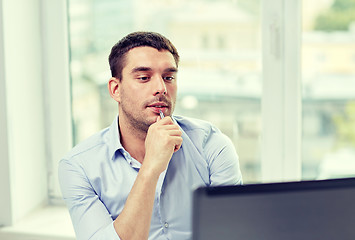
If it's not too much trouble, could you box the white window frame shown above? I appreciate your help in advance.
[41,0,73,202]
[0,0,11,227]
[0,0,302,235]
[261,0,302,182]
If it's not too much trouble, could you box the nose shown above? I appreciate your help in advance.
[153,76,167,96]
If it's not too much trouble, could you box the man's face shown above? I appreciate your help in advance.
[117,46,178,132]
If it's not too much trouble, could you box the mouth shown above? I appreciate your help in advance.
[147,102,169,114]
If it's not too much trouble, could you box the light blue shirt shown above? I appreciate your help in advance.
[58,115,242,240]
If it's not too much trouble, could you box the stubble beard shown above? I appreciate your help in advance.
[120,104,152,133]
[120,95,176,134]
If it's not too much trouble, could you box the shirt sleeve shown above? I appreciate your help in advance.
[58,159,121,240]
[203,126,243,186]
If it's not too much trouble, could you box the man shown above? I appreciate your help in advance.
[59,31,242,240]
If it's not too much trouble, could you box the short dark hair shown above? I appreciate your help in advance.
[108,31,180,79]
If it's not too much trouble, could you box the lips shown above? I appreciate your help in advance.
[147,102,169,114]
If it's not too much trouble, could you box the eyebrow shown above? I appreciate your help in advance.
[164,67,178,73]
[130,66,178,74]
[131,66,152,74]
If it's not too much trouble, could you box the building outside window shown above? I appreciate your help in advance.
[302,0,355,180]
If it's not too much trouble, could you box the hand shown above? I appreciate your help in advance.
[142,116,182,175]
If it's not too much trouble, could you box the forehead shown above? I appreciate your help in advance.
[123,46,177,71]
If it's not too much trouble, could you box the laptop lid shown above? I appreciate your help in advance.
[192,177,355,240]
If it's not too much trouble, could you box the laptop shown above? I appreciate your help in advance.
[192,177,355,240]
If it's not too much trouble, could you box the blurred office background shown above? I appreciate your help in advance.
[1,0,355,239]
[69,0,355,184]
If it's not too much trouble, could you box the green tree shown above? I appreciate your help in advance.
[314,0,355,31]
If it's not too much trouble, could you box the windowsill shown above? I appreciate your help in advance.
[0,205,75,240]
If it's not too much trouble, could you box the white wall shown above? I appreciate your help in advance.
[0,0,47,225]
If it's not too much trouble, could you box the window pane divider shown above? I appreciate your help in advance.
[41,0,73,200]
[261,0,302,182]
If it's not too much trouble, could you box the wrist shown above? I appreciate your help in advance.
[139,162,162,182]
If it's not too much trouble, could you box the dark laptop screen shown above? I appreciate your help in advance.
[192,178,355,240]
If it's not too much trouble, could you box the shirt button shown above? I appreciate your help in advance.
[164,222,169,228]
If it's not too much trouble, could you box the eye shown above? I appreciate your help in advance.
[163,76,175,82]
[137,76,150,81]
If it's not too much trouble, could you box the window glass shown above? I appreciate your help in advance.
[302,0,355,179]
[68,0,262,183]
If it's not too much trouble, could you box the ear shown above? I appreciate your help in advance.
[108,77,121,103]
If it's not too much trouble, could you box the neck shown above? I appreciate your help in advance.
[118,114,147,164]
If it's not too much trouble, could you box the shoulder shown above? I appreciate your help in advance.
[173,115,219,134]
[173,116,241,185]
[61,127,110,163]
[173,115,228,147]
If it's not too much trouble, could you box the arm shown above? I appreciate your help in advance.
[59,116,182,240]
[204,128,243,186]
[113,116,182,240]
[58,160,120,240]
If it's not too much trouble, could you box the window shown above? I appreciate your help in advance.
[302,0,355,180]
[48,0,355,201]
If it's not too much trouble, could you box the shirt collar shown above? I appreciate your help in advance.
[107,115,123,161]
[107,115,183,162]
